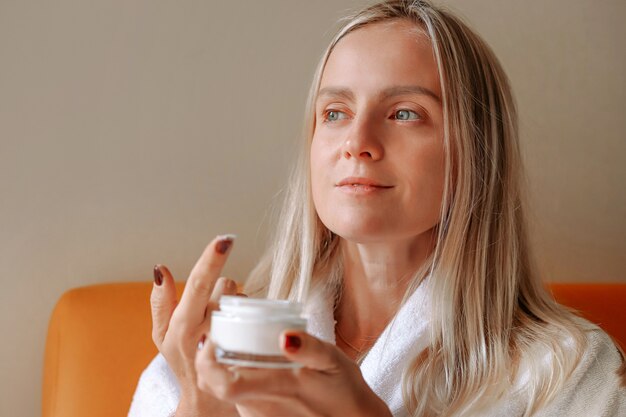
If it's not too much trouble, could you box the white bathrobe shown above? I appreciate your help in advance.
[128,282,626,417]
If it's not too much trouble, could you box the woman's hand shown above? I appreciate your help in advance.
[195,330,393,417]
[151,235,240,417]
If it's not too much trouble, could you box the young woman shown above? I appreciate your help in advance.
[129,1,625,416]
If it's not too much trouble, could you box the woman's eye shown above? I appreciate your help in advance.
[325,110,348,122]
[394,109,420,121]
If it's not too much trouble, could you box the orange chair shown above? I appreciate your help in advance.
[42,282,626,417]
[547,283,626,351]
[42,282,184,417]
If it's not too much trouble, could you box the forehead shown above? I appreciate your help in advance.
[319,19,441,97]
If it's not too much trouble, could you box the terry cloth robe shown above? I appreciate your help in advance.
[128,281,626,417]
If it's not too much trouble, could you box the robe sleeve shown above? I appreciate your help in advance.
[127,354,181,417]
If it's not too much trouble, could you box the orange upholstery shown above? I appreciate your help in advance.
[42,282,184,417]
[42,282,625,417]
[548,283,626,349]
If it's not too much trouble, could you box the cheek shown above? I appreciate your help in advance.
[310,138,329,210]
[401,146,446,220]
[310,135,345,233]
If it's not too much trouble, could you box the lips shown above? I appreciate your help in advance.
[336,177,393,189]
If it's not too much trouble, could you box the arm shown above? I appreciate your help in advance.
[130,235,242,417]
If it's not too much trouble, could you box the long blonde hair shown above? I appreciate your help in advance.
[245,1,600,415]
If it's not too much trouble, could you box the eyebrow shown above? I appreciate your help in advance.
[317,85,441,104]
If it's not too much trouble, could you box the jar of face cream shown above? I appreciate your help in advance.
[210,296,307,368]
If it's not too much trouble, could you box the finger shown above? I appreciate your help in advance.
[178,234,236,319]
[197,277,238,333]
[209,277,239,304]
[196,340,300,402]
[216,366,299,402]
[195,339,239,399]
[280,331,348,372]
[150,264,177,348]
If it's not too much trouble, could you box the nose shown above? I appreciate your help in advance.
[341,118,384,161]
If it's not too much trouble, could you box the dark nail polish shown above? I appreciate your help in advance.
[215,238,233,254]
[284,335,301,352]
[153,265,163,286]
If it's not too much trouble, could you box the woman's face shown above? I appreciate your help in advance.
[310,20,445,244]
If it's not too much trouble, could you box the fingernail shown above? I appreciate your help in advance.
[215,234,236,254]
[224,279,237,293]
[284,334,301,352]
[153,265,163,286]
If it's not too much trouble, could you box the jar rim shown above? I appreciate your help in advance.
[218,295,303,315]
[212,311,307,324]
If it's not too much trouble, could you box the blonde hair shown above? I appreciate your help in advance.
[245,1,610,415]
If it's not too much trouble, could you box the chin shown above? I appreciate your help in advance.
[318,211,440,246]
[321,216,394,244]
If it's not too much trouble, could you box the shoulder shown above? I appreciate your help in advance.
[580,327,624,374]
[568,325,624,389]
[127,354,181,417]
[536,327,626,416]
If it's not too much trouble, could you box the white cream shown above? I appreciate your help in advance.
[210,296,307,368]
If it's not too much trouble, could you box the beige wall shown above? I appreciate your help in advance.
[1,0,624,415]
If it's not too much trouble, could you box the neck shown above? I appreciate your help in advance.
[334,230,435,354]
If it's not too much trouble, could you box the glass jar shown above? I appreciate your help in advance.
[210,296,307,368]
